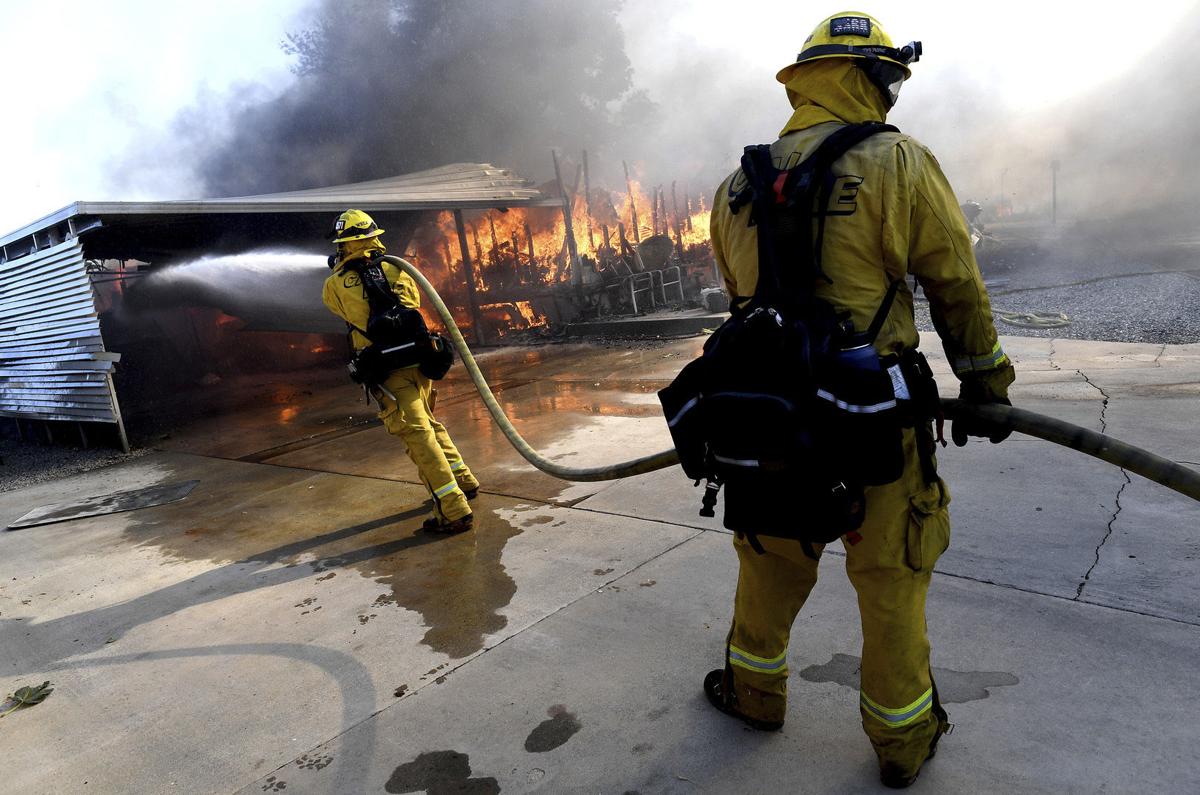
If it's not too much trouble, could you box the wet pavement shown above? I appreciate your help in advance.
[1,335,1198,792]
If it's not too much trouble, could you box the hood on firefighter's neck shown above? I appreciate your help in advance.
[336,237,387,269]
[780,58,889,136]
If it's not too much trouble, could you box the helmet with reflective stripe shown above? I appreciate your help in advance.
[329,209,385,243]
[776,12,921,108]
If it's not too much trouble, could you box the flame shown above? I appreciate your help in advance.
[514,300,547,328]
[407,163,715,335]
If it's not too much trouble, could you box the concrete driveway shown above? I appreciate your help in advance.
[1,335,1197,793]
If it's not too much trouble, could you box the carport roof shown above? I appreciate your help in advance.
[0,163,562,260]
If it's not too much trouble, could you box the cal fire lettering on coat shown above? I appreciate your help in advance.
[726,166,863,217]
[343,272,362,289]
[825,175,863,216]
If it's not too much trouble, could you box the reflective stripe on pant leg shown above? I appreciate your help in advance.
[429,414,478,489]
[728,643,788,675]
[860,687,933,728]
[727,533,821,722]
[379,369,472,522]
[845,427,945,772]
[433,480,460,499]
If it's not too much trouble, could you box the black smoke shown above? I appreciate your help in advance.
[190,0,651,198]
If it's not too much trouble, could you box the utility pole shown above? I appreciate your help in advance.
[1051,159,1060,225]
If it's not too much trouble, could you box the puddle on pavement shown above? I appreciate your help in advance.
[799,653,1019,703]
[109,459,525,660]
[524,704,582,752]
[385,750,499,794]
[526,381,667,418]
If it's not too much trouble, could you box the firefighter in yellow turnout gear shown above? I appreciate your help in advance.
[322,210,478,532]
[706,13,1014,789]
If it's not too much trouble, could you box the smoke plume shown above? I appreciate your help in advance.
[121,2,1200,237]
[190,0,650,198]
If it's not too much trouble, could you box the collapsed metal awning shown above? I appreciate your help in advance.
[0,237,128,447]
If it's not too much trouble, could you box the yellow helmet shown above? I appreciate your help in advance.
[329,209,384,243]
[776,12,921,107]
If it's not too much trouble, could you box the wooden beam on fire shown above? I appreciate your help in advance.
[472,223,484,269]
[671,182,683,253]
[623,160,640,243]
[452,209,486,346]
[551,149,584,295]
[488,214,500,266]
[524,222,536,282]
[582,150,595,250]
[651,185,659,238]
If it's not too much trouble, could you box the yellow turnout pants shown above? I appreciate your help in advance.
[375,367,478,522]
[725,427,951,775]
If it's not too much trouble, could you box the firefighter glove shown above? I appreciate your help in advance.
[951,379,1012,447]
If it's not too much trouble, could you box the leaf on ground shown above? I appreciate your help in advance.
[1,681,53,717]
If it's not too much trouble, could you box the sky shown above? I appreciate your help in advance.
[1,0,1195,233]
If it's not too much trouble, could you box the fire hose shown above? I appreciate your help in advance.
[384,255,1200,503]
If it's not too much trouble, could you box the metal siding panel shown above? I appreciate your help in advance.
[0,407,115,421]
[0,322,102,344]
[0,242,83,275]
[1,280,94,307]
[0,239,122,425]
[1,296,99,326]
[0,387,113,398]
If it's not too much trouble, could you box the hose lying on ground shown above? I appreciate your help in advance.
[995,310,1071,329]
[384,256,1200,503]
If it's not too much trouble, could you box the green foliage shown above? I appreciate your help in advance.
[0,681,53,717]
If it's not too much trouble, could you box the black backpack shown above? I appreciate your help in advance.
[658,122,937,554]
[344,254,455,384]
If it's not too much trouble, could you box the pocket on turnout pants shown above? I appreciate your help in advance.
[906,478,951,572]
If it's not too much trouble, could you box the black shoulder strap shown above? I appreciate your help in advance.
[804,123,897,284]
[347,253,400,315]
[733,122,898,309]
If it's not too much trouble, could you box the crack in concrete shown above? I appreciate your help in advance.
[1047,339,1061,371]
[929,561,1200,628]
[1154,343,1167,367]
[1075,469,1131,601]
[1072,367,1128,601]
[1077,369,1109,433]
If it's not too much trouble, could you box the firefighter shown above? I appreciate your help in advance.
[322,210,479,533]
[704,13,1014,788]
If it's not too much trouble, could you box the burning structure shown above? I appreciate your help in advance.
[0,159,716,447]
[415,152,719,338]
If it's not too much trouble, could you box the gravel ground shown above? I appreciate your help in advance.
[916,270,1200,344]
[0,437,151,495]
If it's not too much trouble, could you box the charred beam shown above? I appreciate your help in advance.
[453,209,485,346]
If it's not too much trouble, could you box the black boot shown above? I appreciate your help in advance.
[422,513,474,534]
[702,669,784,732]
